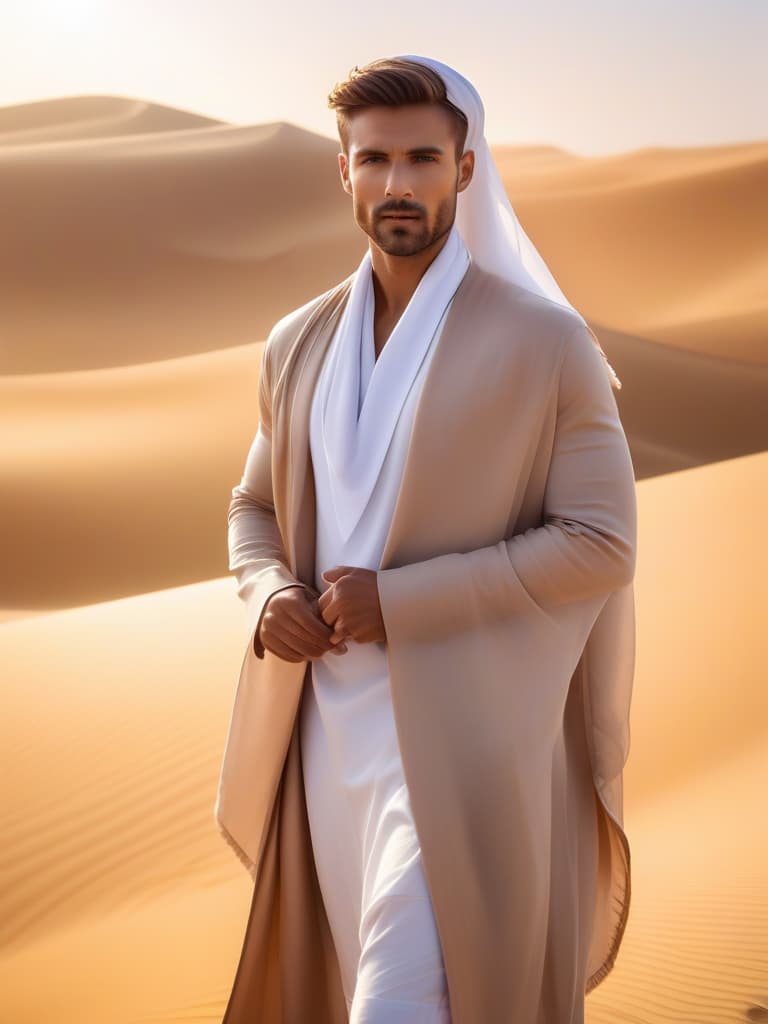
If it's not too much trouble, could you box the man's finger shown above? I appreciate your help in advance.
[265,609,336,655]
[269,624,334,659]
[322,565,354,584]
[265,634,310,663]
[287,597,337,645]
[318,588,342,626]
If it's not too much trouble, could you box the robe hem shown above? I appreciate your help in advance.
[214,812,258,883]
[585,791,631,994]
[581,628,633,995]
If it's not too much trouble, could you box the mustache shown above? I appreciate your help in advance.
[377,202,424,217]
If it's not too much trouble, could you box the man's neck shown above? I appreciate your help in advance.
[368,230,451,342]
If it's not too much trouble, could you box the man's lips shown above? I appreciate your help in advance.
[381,213,420,220]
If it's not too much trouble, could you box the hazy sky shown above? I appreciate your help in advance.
[2,0,766,155]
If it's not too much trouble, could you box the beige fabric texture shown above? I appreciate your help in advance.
[215,256,638,1023]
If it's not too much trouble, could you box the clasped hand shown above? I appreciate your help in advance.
[258,565,387,663]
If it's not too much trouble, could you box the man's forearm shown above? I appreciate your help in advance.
[376,516,634,645]
[227,422,308,657]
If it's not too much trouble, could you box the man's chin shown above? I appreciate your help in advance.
[372,231,432,257]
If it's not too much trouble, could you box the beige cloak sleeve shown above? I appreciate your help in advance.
[376,321,637,638]
[227,333,311,658]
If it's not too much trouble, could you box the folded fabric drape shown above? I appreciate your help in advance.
[396,52,622,391]
[310,222,471,544]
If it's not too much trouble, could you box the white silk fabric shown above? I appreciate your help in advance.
[310,221,471,544]
[300,231,469,1021]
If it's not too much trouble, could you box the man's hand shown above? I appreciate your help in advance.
[259,585,348,663]
[318,566,387,645]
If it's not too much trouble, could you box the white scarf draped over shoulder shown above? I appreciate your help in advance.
[310,223,471,544]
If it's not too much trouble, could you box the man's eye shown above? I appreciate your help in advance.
[362,156,382,163]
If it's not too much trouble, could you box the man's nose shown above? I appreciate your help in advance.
[384,162,414,198]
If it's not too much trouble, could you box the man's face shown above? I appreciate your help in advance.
[338,103,474,258]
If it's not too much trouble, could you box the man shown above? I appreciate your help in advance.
[216,55,637,1024]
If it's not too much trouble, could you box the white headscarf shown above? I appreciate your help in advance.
[397,53,622,391]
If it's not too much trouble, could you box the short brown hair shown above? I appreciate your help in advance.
[328,57,469,162]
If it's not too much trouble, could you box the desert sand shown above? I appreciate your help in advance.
[1,97,766,1023]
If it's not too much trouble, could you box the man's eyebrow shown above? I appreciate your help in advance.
[354,146,446,158]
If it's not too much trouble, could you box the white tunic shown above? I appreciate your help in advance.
[300,291,460,1023]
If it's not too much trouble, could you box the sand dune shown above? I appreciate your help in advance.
[625,450,768,806]
[0,96,224,145]
[496,139,768,362]
[1,452,766,1022]
[1,95,766,1022]
[594,323,768,476]
[1,344,263,611]
[0,111,360,374]
[0,97,765,373]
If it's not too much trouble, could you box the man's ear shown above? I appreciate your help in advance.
[457,149,475,194]
[338,152,352,196]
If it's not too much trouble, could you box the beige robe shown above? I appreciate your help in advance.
[215,257,638,1023]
